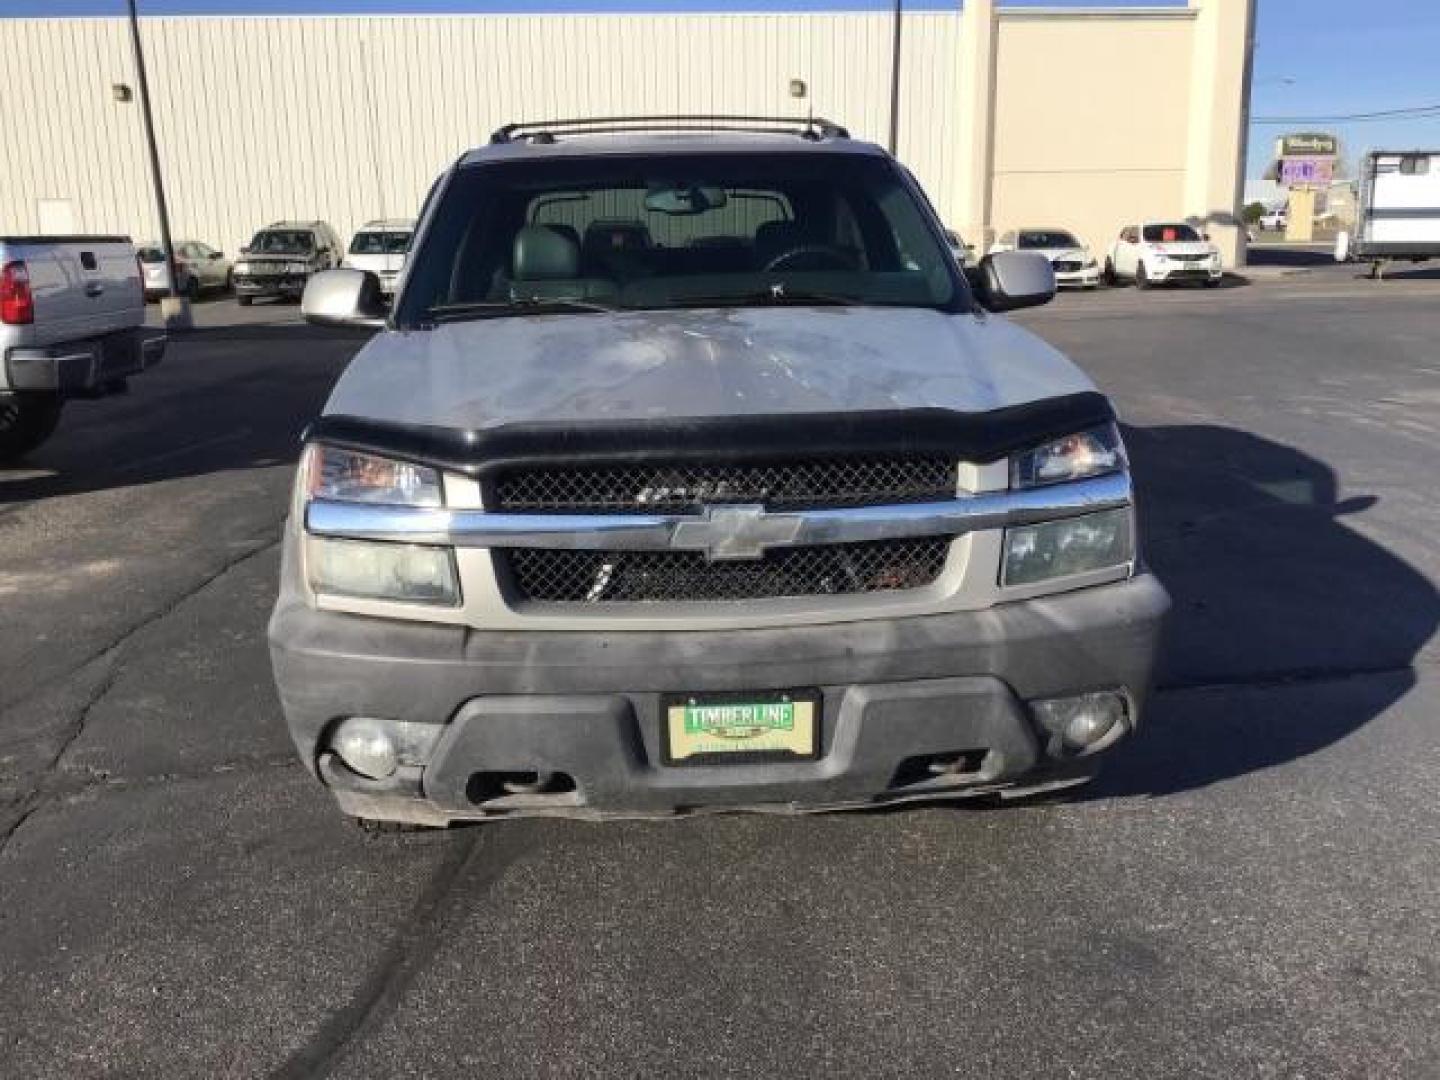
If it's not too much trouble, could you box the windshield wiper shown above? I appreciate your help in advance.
[662,288,865,309]
[425,297,616,324]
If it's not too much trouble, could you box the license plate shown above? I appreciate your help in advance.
[663,692,819,764]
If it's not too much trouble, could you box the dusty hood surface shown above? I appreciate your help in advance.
[324,306,1096,430]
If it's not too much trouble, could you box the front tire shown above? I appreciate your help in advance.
[1135,262,1151,290]
[0,393,64,464]
[1103,259,1118,287]
[237,294,253,306]
[185,275,200,302]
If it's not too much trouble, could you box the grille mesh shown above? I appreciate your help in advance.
[494,457,955,514]
[502,539,951,603]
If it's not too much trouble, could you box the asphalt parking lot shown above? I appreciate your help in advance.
[2,264,1439,1078]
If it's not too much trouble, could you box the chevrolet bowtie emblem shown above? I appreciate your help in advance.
[670,504,805,561]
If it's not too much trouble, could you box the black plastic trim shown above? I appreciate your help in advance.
[305,392,1117,477]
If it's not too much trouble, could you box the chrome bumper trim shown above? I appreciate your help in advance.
[304,471,1132,553]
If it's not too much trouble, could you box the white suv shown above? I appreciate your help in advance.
[342,219,415,297]
[1106,221,1223,289]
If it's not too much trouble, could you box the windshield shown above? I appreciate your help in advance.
[1143,223,1202,243]
[397,152,966,325]
[248,230,314,255]
[349,230,411,255]
[1018,230,1080,250]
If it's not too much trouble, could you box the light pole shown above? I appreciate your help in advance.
[888,0,902,155]
[125,0,191,328]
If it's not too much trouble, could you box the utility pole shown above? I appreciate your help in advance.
[126,0,191,328]
[887,0,902,155]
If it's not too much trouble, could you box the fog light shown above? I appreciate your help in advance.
[331,717,399,780]
[1031,691,1130,757]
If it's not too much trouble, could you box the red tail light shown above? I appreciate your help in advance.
[1,260,35,325]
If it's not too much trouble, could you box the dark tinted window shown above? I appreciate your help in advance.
[1142,223,1202,243]
[248,230,315,255]
[349,231,412,255]
[1018,230,1080,249]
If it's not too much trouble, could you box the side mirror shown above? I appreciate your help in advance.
[302,269,387,329]
[211,251,224,260]
[975,251,1055,313]
[1202,232,1212,241]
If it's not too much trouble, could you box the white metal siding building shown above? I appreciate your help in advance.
[0,0,1254,265]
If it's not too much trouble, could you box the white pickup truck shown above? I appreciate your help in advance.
[0,235,166,462]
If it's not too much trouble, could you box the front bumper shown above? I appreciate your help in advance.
[234,275,308,298]
[1150,262,1223,283]
[2,327,166,395]
[1055,266,1102,288]
[269,573,1169,823]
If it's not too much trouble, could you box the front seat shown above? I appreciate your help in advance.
[513,224,581,282]
[509,224,619,303]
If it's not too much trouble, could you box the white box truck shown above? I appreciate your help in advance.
[1338,151,1440,277]
[0,235,166,462]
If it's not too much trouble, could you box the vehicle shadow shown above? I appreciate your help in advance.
[0,325,365,504]
[1093,423,1439,797]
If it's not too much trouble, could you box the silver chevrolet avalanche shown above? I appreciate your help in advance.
[270,116,1169,828]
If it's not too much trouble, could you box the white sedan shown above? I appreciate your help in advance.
[989,229,1101,288]
[1105,221,1223,289]
[137,240,233,301]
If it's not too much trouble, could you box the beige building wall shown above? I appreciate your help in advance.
[0,2,1252,266]
[974,0,1254,266]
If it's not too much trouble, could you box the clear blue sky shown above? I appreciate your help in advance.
[7,0,1440,198]
[1246,0,1440,200]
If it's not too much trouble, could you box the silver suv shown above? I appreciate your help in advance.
[270,117,1169,828]
[234,220,343,305]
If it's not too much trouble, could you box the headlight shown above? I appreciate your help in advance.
[300,445,456,605]
[306,535,460,605]
[234,262,250,274]
[303,444,442,506]
[1010,425,1124,489]
[1002,507,1134,586]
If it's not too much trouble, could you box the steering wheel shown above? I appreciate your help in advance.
[763,246,860,274]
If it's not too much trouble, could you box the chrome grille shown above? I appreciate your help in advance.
[501,538,951,603]
[493,457,956,513]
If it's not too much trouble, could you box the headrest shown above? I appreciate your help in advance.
[513,224,580,281]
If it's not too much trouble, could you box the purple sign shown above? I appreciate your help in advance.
[1281,158,1335,187]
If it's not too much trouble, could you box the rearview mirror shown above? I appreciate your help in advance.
[644,184,727,215]
[302,269,387,329]
[975,251,1055,313]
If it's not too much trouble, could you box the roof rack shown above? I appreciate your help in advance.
[490,115,851,145]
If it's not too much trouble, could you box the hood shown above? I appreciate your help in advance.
[1036,247,1089,263]
[324,306,1095,431]
[1147,241,1215,256]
